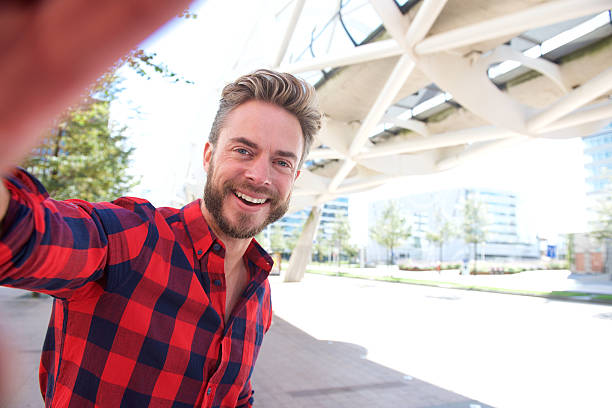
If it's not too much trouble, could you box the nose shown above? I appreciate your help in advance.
[244,155,272,185]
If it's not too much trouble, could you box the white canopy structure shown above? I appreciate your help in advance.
[236,0,612,281]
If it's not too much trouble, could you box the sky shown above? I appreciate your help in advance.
[110,0,594,245]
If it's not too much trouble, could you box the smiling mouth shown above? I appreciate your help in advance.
[234,191,268,206]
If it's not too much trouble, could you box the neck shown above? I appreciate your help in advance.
[200,201,251,267]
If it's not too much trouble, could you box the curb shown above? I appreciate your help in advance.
[305,270,612,306]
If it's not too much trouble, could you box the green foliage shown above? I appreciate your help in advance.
[286,228,302,253]
[269,223,285,253]
[462,196,488,273]
[330,214,358,263]
[425,208,457,262]
[23,84,137,202]
[313,235,331,262]
[370,201,411,264]
[590,194,612,241]
[122,49,194,84]
[462,197,488,245]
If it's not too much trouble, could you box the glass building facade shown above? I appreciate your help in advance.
[367,189,538,264]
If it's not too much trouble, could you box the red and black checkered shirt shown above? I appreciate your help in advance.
[0,168,273,408]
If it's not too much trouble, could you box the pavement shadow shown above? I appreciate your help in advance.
[0,289,53,408]
[252,314,494,408]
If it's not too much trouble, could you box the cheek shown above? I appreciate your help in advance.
[277,176,296,198]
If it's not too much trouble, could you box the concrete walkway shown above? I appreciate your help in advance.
[252,315,491,408]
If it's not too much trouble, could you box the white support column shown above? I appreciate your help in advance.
[415,0,612,55]
[273,0,306,68]
[282,206,322,282]
[527,67,612,132]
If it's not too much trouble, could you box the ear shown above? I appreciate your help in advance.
[203,142,213,173]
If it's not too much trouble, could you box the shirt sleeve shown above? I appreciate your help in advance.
[0,168,109,298]
[236,381,254,408]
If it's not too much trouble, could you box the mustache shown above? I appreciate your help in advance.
[222,180,280,201]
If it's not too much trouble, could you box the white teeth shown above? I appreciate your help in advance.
[235,191,266,204]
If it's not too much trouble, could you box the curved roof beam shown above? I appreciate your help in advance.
[370,0,411,48]
[278,39,402,73]
[527,67,612,132]
[326,0,449,193]
[415,0,612,55]
[272,0,306,67]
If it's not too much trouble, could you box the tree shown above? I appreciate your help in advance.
[370,201,411,265]
[269,224,285,254]
[313,236,331,263]
[462,197,488,274]
[426,209,456,266]
[23,74,137,202]
[285,228,302,254]
[590,190,612,275]
[330,215,358,267]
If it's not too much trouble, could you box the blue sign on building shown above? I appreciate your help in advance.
[546,245,557,258]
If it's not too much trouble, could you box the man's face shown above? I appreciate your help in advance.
[202,100,304,240]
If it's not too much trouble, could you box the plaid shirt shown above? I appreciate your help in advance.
[0,168,273,408]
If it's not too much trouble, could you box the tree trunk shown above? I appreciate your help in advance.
[605,239,612,279]
[336,242,341,276]
[473,242,478,274]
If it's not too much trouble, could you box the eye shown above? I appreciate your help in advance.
[234,147,251,156]
[276,159,294,169]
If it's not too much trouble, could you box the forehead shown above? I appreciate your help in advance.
[218,100,304,158]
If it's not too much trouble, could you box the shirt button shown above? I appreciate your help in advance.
[197,249,203,256]
[207,387,212,395]
[213,243,221,252]
[214,279,222,286]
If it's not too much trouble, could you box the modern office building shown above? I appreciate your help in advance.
[576,122,612,273]
[261,197,350,251]
[583,122,612,199]
[367,189,539,264]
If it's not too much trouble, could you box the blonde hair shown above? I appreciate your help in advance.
[209,69,321,167]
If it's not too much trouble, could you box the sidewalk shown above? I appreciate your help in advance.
[306,265,612,302]
[252,314,492,408]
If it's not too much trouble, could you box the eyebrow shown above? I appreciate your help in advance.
[230,137,299,162]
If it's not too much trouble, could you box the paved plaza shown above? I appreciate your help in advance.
[2,270,611,407]
[252,315,489,408]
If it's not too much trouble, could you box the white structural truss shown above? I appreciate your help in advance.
[246,0,612,281]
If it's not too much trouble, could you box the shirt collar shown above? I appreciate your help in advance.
[182,200,215,258]
[181,200,273,273]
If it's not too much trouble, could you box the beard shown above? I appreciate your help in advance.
[203,161,291,239]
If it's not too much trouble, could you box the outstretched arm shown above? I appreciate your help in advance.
[0,0,193,176]
[0,182,7,226]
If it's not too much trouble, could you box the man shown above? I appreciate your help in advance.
[0,69,321,407]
